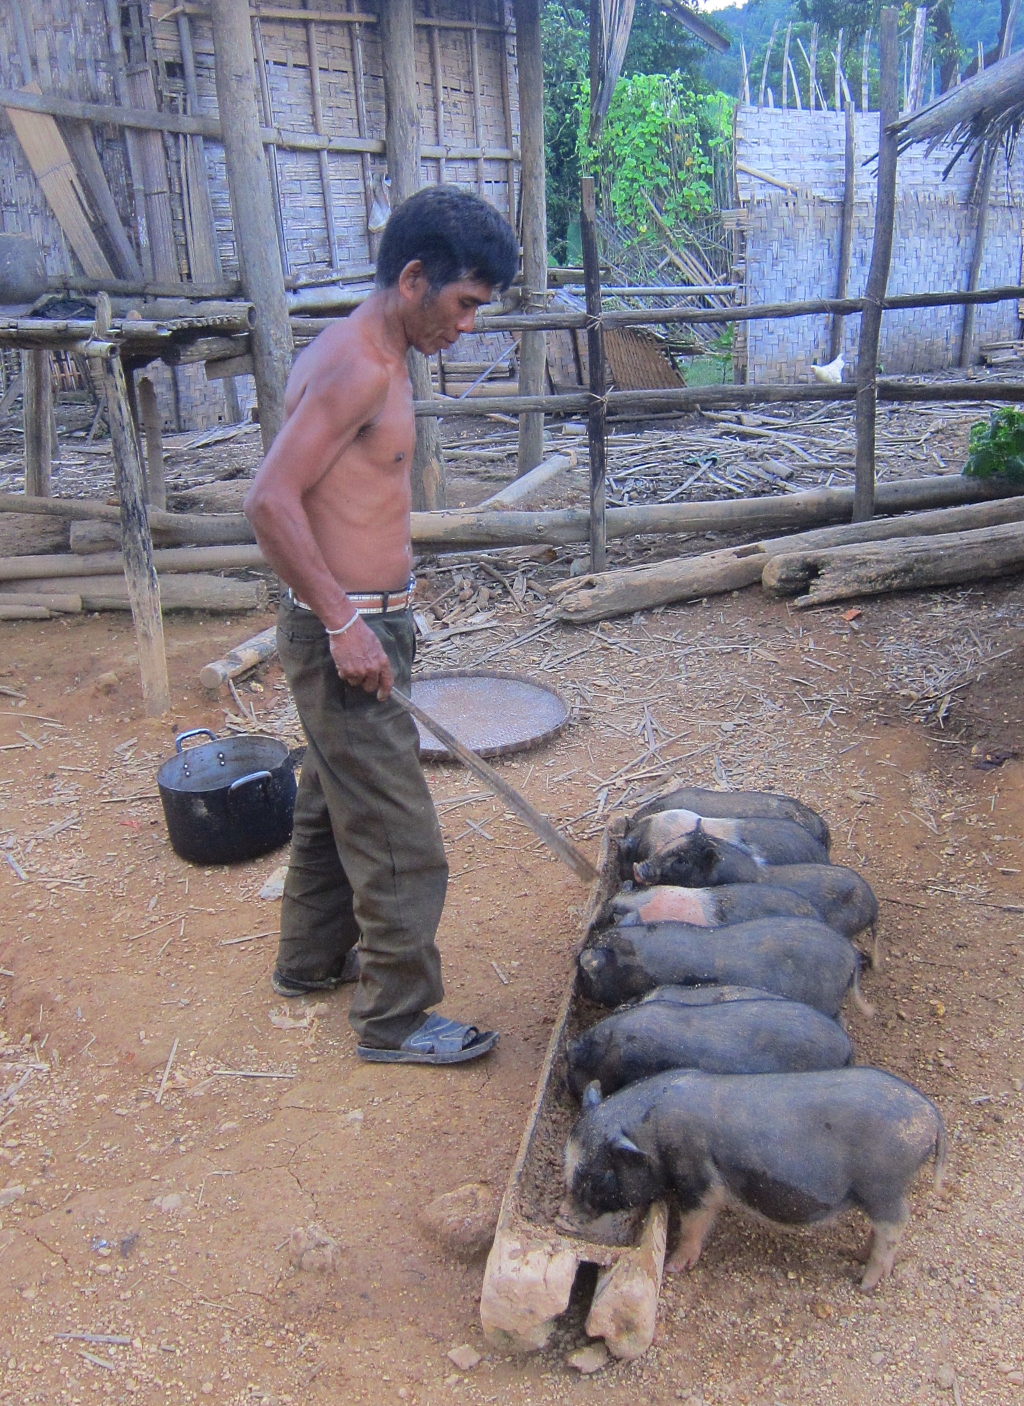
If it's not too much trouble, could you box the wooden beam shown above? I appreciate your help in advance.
[211,0,293,449]
[514,0,547,476]
[250,14,291,275]
[580,177,607,572]
[854,7,899,523]
[167,2,507,31]
[60,120,143,282]
[21,350,53,498]
[303,3,340,267]
[380,0,446,510]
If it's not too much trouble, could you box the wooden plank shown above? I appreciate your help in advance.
[21,350,53,498]
[580,177,606,572]
[59,121,143,282]
[514,0,547,476]
[3,86,113,279]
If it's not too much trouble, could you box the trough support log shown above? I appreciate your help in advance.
[581,177,607,571]
[585,1201,668,1361]
[380,0,446,510]
[211,0,293,450]
[829,101,856,363]
[137,376,166,509]
[513,0,548,477]
[94,343,170,715]
[21,349,52,498]
[854,7,898,522]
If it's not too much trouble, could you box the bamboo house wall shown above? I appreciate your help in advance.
[0,0,522,430]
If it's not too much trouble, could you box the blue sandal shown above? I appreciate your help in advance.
[357,1013,499,1065]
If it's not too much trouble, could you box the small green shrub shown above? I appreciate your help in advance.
[963,407,1024,483]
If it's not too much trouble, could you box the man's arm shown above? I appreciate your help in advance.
[244,356,395,699]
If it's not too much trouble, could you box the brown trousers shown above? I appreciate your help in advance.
[275,598,447,1047]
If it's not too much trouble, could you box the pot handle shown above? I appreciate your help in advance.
[228,769,273,798]
[175,728,217,754]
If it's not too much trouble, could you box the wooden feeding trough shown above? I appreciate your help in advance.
[479,818,669,1362]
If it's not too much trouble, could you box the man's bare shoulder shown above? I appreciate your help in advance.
[287,319,393,419]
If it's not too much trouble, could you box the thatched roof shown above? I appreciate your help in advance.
[890,48,1024,173]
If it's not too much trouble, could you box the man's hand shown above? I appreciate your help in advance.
[330,617,394,701]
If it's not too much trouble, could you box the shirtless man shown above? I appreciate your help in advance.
[244,187,518,1064]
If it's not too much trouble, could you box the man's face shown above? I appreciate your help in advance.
[399,265,496,356]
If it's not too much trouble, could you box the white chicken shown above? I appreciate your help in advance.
[811,353,845,384]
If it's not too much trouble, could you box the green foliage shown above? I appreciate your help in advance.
[963,408,1024,482]
[577,74,733,231]
[541,0,709,262]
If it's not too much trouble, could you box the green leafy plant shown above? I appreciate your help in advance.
[963,407,1024,482]
[576,75,733,233]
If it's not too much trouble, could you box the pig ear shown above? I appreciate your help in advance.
[611,1134,644,1160]
[582,1081,603,1110]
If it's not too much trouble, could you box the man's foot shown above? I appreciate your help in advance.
[356,1013,499,1065]
[271,947,360,997]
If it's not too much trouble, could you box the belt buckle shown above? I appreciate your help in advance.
[381,590,390,614]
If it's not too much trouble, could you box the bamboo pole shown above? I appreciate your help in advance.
[782,22,791,107]
[829,101,856,362]
[861,27,871,112]
[249,14,290,275]
[580,177,607,572]
[345,0,377,253]
[514,0,548,476]
[472,0,486,198]
[102,0,152,279]
[21,350,53,498]
[497,0,516,222]
[303,3,341,267]
[854,6,899,522]
[177,11,243,424]
[211,0,293,450]
[427,0,446,183]
[380,0,447,511]
[959,0,1022,368]
[759,20,779,107]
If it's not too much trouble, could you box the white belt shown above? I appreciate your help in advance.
[286,579,414,616]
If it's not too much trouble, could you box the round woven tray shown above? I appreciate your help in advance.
[410,670,570,761]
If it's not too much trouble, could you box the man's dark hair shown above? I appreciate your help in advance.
[376,186,518,294]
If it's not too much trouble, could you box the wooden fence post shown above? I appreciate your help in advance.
[22,349,52,498]
[580,177,606,571]
[92,304,170,716]
[380,0,447,510]
[210,0,293,451]
[514,0,548,477]
[853,7,899,523]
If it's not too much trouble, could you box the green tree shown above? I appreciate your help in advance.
[541,0,710,262]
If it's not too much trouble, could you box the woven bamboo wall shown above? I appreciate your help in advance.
[735,107,1024,381]
[0,0,522,430]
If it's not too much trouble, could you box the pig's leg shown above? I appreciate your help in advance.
[666,1181,727,1272]
[859,1210,909,1292]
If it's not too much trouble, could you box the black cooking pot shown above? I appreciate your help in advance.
[157,728,297,865]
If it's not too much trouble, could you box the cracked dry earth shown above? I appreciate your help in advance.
[0,577,1022,1406]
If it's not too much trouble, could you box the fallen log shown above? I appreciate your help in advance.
[0,543,266,582]
[762,520,1024,606]
[551,495,1024,621]
[0,574,267,612]
[0,603,51,621]
[0,513,69,556]
[0,491,254,544]
[199,625,278,689]
[477,451,575,511]
[1,476,1018,572]
[0,592,83,612]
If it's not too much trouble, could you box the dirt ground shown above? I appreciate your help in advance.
[1,560,1023,1406]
